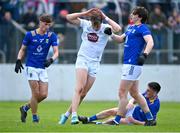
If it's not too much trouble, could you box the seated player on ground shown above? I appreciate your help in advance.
[78,82,161,126]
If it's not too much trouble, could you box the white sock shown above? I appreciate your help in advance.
[65,111,71,118]
[72,112,77,117]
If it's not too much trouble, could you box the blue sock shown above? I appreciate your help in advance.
[89,115,97,122]
[23,105,30,112]
[114,115,121,124]
[32,114,38,121]
[145,112,153,121]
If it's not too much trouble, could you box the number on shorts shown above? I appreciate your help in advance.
[128,66,134,75]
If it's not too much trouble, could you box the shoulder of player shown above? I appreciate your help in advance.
[139,24,149,30]
[48,31,57,38]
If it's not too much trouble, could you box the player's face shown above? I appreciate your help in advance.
[130,13,141,24]
[146,87,157,99]
[39,21,52,32]
[91,16,102,31]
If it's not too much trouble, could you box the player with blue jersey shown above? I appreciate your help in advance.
[79,82,161,126]
[109,6,155,126]
[15,14,59,123]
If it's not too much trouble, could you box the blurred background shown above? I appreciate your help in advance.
[0,0,180,102]
[0,0,180,64]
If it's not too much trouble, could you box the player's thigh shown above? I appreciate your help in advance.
[119,80,134,96]
[39,81,48,97]
[82,75,96,95]
[129,80,139,96]
[75,68,88,89]
[28,80,40,96]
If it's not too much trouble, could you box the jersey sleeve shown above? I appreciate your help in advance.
[79,18,89,28]
[149,99,160,120]
[22,32,31,46]
[140,25,151,36]
[51,32,58,46]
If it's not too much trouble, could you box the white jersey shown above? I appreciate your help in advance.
[78,19,110,61]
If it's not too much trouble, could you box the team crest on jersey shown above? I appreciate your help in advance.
[87,33,99,42]
[37,45,42,52]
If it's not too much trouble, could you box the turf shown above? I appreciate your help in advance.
[0,101,180,132]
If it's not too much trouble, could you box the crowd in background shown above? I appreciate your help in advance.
[0,0,180,63]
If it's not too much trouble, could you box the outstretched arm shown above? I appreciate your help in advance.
[111,33,126,43]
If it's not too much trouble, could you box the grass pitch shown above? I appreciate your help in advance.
[0,101,180,132]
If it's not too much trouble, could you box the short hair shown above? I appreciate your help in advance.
[90,10,103,23]
[132,6,148,23]
[148,82,161,93]
[39,14,53,23]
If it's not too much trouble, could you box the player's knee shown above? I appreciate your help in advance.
[39,93,48,100]
[75,86,84,95]
[129,91,138,99]
[108,109,117,116]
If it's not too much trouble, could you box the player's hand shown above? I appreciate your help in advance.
[137,53,148,65]
[44,58,54,67]
[104,27,112,35]
[15,59,24,73]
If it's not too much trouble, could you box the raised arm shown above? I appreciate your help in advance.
[66,8,97,26]
[99,10,121,33]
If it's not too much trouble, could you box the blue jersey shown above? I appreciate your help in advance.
[124,24,151,65]
[22,30,58,69]
[132,92,160,121]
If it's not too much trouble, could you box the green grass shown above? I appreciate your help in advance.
[0,101,180,132]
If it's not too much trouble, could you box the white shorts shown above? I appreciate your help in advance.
[125,106,135,118]
[75,55,100,77]
[25,67,48,82]
[121,64,142,81]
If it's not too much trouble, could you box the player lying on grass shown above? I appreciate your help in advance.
[78,82,161,126]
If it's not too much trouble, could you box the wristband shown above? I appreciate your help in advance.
[105,17,109,22]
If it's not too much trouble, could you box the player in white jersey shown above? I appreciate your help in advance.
[59,8,121,125]
[110,7,156,126]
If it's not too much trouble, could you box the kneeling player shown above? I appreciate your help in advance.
[79,82,161,126]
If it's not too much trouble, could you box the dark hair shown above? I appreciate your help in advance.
[148,82,161,93]
[39,14,53,23]
[132,6,148,23]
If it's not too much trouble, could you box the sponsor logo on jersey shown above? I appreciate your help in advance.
[32,39,38,42]
[87,33,99,42]
[37,45,43,52]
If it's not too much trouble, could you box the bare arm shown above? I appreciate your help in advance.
[17,45,27,60]
[112,33,126,43]
[66,8,97,26]
[143,35,154,54]
[51,46,59,60]
[100,10,121,33]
